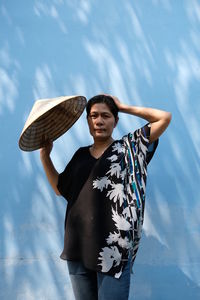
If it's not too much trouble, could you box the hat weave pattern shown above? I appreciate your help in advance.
[19,95,87,151]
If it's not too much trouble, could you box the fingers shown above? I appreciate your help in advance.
[101,93,122,109]
[40,137,53,156]
[110,95,122,108]
[43,139,53,149]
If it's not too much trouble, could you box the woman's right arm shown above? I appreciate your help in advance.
[40,141,61,196]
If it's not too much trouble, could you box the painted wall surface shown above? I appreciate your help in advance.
[0,1,200,299]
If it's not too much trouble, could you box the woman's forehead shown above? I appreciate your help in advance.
[90,103,112,113]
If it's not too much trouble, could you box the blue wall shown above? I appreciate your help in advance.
[0,1,200,299]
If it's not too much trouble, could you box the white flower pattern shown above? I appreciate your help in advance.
[112,142,125,154]
[93,176,111,191]
[107,154,118,162]
[106,232,120,244]
[112,208,132,231]
[107,183,126,207]
[98,246,121,272]
[106,163,121,178]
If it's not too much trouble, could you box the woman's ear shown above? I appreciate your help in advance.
[114,116,119,127]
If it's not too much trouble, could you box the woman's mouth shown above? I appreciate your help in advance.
[95,129,105,133]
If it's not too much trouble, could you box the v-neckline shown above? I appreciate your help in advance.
[88,140,116,160]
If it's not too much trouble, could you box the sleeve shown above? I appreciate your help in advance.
[57,162,72,199]
[132,123,159,165]
[57,148,80,200]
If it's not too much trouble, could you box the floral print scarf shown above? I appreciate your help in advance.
[91,123,158,278]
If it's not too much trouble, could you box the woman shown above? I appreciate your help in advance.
[40,94,171,300]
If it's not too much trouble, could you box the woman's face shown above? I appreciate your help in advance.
[87,103,118,142]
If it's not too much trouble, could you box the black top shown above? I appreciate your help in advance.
[58,146,97,207]
[58,146,99,259]
[57,124,158,278]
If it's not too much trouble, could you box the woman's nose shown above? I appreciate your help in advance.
[95,116,104,125]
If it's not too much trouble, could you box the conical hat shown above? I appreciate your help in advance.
[19,95,87,151]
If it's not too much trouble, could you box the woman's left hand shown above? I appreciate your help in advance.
[104,94,124,111]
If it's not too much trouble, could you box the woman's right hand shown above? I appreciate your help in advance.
[40,140,53,158]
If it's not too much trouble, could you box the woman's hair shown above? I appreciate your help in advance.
[86,95,119,121]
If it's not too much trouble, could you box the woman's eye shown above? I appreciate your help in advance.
[102,114,110,119]
[90,114,110,119]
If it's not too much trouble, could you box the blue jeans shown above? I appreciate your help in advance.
[67,258,131,300]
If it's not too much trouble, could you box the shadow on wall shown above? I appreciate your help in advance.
[129,235,200,299]
[132,263,200,300]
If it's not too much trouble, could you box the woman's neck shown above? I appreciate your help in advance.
[92,137,114,150]
[90,137,114,159]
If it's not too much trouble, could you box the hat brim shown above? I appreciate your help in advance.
[19,95,87,151]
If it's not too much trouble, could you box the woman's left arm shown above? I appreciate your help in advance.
[112,96,172,143]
